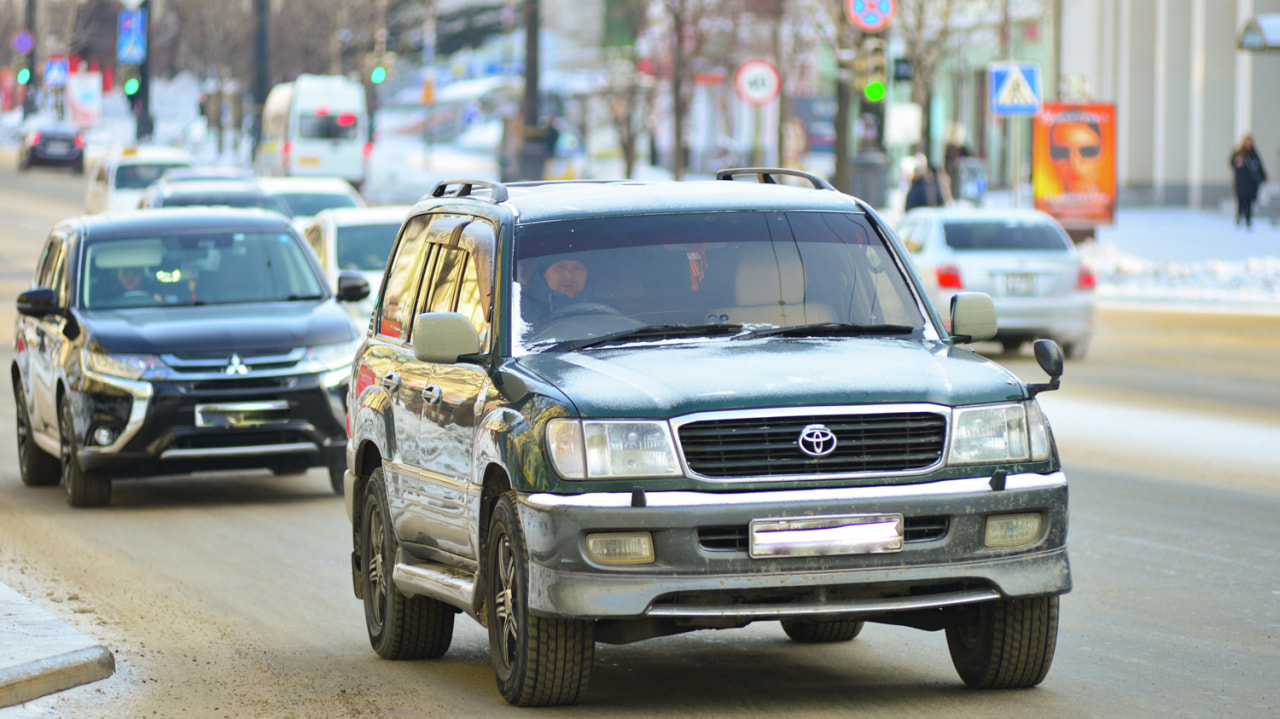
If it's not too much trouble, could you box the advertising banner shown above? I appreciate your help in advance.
[65,72,104,127]
[1033,102,1116,227]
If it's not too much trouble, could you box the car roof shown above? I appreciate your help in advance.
[155,179,266,195]
[70,207,296,241]
[312,205,412,226]
[255,177,358,194]
[110,145,195,166]
[413,179,867,225]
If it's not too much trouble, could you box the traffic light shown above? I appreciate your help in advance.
[17,67,30,85]
[124,77,140,96]
[861,38,887,103]
[370,65,387,84]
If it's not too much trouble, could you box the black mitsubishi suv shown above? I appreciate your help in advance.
[13,208,369,507]
[343,170,1072,706]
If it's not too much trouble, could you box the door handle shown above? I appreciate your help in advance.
[423,385,442,404]
[380,373,401,391]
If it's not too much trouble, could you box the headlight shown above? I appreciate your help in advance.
[83,349,164,380]
[546,419,681,480]
[950,402,1050,464]
[301,339,362,373]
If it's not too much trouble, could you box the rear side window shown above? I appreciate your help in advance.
[942,221,1070,251]
[378,217,431,341]
[297,114,359,140]
[114,163,190,190]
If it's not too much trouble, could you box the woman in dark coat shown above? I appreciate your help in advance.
[1230,134,1268,229]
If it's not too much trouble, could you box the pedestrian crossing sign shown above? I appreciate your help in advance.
[989,62,1041,116]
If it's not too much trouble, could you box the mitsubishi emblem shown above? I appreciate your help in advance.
[224,354,250,376]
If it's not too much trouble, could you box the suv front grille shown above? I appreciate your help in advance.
[678,411,946,479]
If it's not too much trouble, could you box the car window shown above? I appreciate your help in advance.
[297,114,359,140]
[897,220,926,253]
[33,236,63,288]
[305,224,327,267]
[335,222,400,271]
[80,231,325,309]
[377,216,432,341]
[942,221,1071,251]
[272,192,358,217]
[456,253,491,352]
[513,211,924,351]
[114,162,191,190]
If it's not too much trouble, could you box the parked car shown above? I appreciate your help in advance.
[18,121,85,173]
[299,205,411,327]
[12,208,370,507]
[84,145,195,214]
[138,178,291,216]
[343,170,1071,706]
[256,176,366,232]
[896,207,1096,358]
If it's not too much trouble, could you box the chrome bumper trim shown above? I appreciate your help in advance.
[81,369,153,455]
[159,442,316,459]
[646,587,1000,619]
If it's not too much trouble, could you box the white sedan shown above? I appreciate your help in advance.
[299,205,411,327]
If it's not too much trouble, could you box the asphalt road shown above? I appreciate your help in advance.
[1,164,1277,718]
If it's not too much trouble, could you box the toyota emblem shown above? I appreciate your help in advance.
[797,424,838,457]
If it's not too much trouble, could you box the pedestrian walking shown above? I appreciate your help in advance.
[905,156,942,212]
[1230,134,1267,229]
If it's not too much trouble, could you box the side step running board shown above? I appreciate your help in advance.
[392,562,477,618]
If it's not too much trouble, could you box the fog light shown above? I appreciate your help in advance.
[584,532,654,565]
[984,513,1043,548]
[92,427,117,446]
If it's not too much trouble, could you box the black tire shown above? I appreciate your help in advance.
[328,457,346,496]
[270,462,308,476]
[780,617,864,643]
[1061,341,1087,361]
[15,383,60,486]
[946,596,1059,689]
[360,469,454,660]
[72,160,85,175]
[486,492,593,706]
[59,396,111,507]
[1000,339,1023,355]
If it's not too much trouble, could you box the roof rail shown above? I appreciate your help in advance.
[715,167,836,191]
[429,179,509,203]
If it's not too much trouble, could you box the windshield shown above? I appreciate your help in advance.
[943,221,1071,251]
[81,230,326,309]
[161,194,292,216]
[274,192,359,218]
[336,222,400,271]
[114,162,191,190]
[513,211,925,353]
[298,114,360,140]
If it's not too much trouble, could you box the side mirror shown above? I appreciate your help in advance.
[412,312,482,364]
[16,287,58,318]
[336,272,370,303]
[1026,338,1064,397]
[949,292,997,342]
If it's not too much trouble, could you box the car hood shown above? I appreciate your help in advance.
[513,337,1025,418]
[80,300,355,355]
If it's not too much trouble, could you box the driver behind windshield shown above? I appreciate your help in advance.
[520,255,593,325]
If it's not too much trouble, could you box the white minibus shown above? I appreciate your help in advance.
[256,74,370,189]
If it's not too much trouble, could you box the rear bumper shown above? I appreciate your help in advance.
[517,472,1071,619]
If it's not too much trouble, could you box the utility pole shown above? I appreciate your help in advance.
[22,0,37,119]
[516,0,544,180]
[136,0,154,140]
[252,0,270,160]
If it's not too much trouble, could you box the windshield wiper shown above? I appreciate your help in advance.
[737,322,916,340]
[554,323,747,352]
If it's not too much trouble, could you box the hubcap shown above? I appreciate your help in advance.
[59,403,74,495]
[493,530,518,671]
[15,389,30,467]
[368,506,387,630]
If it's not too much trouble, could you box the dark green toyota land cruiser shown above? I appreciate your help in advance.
[344,169,1070,706]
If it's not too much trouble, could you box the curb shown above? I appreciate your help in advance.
[0,582,115,709]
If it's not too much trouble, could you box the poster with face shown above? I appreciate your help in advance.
[1033,102,1116,227]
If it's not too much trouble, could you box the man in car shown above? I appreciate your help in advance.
[520,255,593,326]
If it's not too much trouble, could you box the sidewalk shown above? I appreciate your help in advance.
[0,583,114,708]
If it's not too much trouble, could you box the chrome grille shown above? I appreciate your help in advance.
[678,411,946,478]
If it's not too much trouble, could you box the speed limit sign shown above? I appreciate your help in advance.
[734,59,781,107]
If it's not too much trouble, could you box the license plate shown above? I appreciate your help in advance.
[749,514,904,558]
[297,156,320,166]
[45,141,71,155]
[195,401,290,428]
[1005,272,1037,296]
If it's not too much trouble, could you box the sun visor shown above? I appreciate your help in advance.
[92,240,165,268]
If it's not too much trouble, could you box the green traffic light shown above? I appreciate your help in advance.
[370,66,387,84]
[863,81,886,103]
[124,77,140,95]
[17,68,30,85]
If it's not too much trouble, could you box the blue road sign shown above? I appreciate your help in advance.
[989,62,1042,117]
[44,58,69,88]
[12,30,34,56]
[118,10,147,64]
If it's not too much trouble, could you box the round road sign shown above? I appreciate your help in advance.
[846,0,896,33]
[734,59,781,107]
[12,30,34,56]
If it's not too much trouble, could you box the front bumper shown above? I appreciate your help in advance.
[73,367,348,478]
[517,472,1070,619]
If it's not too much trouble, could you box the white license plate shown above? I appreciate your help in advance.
[749,514,904,558]
[45,141,71,155]
[1005,272,1037,296]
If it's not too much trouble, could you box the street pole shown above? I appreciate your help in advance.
[22,0,37,119]
[136,0,154,140]
[252,0,270,160]
[516,0,544,180]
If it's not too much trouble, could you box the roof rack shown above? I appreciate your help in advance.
[714,167,835,191]
[429,179,509,203]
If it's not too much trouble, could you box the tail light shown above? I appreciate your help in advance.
[283,140,292,168]
[75,134,85,149]
[29,131,41,145]
[936,263,964,289]
[1076,265,1096,291]
[362,142,374,158]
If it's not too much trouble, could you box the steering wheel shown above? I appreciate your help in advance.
[122,290,152,299]
[528,302,639,343]
[539,302,624,324]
